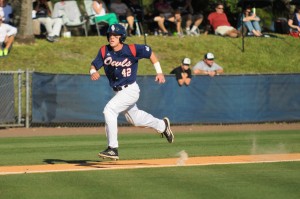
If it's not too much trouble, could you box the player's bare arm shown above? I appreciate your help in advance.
[90,65,100,81]
[150,52,165,84]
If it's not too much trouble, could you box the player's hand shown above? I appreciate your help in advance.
[155,73,166,84]
[91,72,100,81]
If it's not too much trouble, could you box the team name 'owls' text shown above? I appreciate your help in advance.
[104,57,132,67]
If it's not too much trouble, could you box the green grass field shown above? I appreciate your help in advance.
[0,129,299,199]
[0,130,299,166]
[1,162,299,199]
[1,35,300,75]
[1,13,300,199]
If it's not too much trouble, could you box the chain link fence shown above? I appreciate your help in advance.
[2,71,300,128]
[0,70,31,128]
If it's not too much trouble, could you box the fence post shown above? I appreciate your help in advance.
[18,69,22,125]
[26,69,30,128]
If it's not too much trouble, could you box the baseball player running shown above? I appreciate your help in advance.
[89,24,174,160]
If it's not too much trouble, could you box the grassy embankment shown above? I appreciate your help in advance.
[1,34,299,74]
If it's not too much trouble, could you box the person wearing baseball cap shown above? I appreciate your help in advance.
[0,7,17,57]
[170,57,192,86]
[192,52,223,77]
[90,24,174,160]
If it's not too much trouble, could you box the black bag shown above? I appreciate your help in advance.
[33,2,48,18]
[274,18,290,34]
[36,9,48,18]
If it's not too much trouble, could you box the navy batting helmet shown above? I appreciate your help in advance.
[106,24,127,43]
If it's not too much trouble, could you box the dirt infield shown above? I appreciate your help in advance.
[1,153,300,175]
[1,124,299,175]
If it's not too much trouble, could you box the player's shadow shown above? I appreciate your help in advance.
[43,159,101,166]
[43,158,152,168]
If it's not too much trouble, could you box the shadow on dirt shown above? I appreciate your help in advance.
[44,159,101,165]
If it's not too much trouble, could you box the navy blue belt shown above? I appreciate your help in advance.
[113,84,129,91]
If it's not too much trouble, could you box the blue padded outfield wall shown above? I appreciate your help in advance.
[0,74,15,123]
[32,72,300,124]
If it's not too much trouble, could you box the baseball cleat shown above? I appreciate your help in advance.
[162,117,174,143]
[98,147,119,160]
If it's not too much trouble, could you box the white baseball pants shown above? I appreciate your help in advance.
[37,17,63,37]
[103,82,166,148]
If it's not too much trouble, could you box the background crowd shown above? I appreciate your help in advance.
[0,0,299,57]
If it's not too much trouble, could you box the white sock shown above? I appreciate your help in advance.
[191,26,197,32]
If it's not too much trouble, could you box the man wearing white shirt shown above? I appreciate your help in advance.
[0,8,17,56]
[0,0,13,24]
[193,53,224,77]
[33,0,63,42]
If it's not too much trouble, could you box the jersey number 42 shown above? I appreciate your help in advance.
[122,68,131,77]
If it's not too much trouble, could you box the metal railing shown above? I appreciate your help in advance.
[0,70,32,128]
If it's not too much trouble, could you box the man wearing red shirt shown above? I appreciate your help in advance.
[208,2,239,38]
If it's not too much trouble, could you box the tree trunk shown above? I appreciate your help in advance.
[11,0,35,44]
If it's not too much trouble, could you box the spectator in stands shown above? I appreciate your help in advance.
[171,0,203,36]
[207,2,240,38]
[193,53,223,77]
[124,0,144,22]
[170,57,192,86]
[237,5,262,37]
[0,0,13,25]
[92,0,119,25]
[0,7,17,57]
[153,0,182,37]
[110,0,135,36]
[288,6,300,37]
[32,0,63,42]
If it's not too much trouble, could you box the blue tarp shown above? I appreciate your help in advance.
[32,72,300,124]
[0,74,15,123]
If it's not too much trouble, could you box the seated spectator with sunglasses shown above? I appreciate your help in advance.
[207,2,240,38]
[192,53,223,77]
[237,5,263,37]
